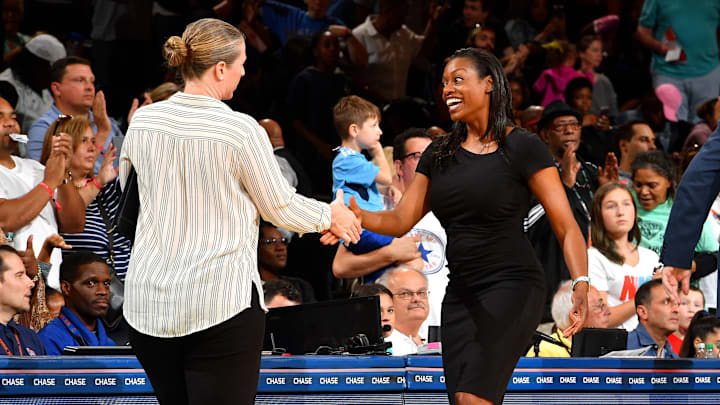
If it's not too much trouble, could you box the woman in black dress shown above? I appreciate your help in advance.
[341,48,589,404]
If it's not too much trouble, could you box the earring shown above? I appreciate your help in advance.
[220,76,224,81]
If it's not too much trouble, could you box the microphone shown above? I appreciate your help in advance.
[382,324,392,332]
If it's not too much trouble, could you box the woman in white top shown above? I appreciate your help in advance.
[588,183,659,331]
[119,19,360,405]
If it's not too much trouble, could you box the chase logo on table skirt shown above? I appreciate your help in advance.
[259,372,406,392]
[406,229,445,275]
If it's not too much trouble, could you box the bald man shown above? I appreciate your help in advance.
[258,118,312,197]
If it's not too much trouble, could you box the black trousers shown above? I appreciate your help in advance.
[129,289,265,405]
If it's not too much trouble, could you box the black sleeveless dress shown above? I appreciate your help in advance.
[415,128,554,404]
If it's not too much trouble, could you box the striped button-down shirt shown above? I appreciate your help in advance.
[119,92,331,337]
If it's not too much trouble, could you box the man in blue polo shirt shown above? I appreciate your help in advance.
[627,278,679,358]
[25,56,123,173]
[0,245,45,356]
[38,251,115,354]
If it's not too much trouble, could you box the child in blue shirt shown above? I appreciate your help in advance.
[331,96,398,280]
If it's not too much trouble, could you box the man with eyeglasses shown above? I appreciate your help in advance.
[257,222,316,303]
[527,100,618,324]
[25,56,125,174]
[378,266,430,356]
[526,281,610,357]
[333,128,448,343]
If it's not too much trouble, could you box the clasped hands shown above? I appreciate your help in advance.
[320,190,363,246]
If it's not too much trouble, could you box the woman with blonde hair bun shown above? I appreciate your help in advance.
[120,18,361,405]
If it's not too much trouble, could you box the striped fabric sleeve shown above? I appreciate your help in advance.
[236,117,331,235]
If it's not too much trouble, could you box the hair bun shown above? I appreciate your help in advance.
[163,36,188,67]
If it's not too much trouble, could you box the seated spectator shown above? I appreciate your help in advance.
[263,279,302,309]
[631,151,718,264]
[683,97,720,149]
[259,118,311,198]
[13,233,69,332]
[258,221,316,303]
[509,76,530,125]
[352,0,437,104]
[38,252,115,354]
[532,40,589,106]
[261,0,368,70]
[2,0,32,66]
[467,24,495,54]
[27,56,124,174]
[352,283,395,339]
[39,116,132,281]
[679,310,720,358]
[435,0,508,62]
[588,183,659,331]
[0,245,46,355]
[504,0,566,50]
[576,34,619,119]
[45,287,63,320]
[148,82,181,103]
[669,286,705,355]
[286,30,351,194]
[526,280,611,357]
[519,105,543,134]
[0,34,65,131]
[0,95,85,289]
[564,76,614,167]
[627,279,678,358]
[616,120,656,184]
[378,266,429,356]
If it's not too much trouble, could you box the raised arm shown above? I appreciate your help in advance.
[528,166,588,336]
[350,172,431,237]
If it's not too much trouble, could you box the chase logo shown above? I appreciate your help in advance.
[407,228,445,275]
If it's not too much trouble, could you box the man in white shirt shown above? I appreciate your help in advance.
[0,95,84,289]
[379,266,429,356]
[352,0,438,103]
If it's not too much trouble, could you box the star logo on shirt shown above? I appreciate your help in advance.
[418,242,432,263]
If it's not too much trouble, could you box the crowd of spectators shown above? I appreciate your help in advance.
[0,0,719,360]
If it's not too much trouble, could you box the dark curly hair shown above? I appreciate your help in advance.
[433,48,514,167]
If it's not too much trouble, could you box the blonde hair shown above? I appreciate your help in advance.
[149,82,181,102]
[163,18,245,81]
[40,116,93,165]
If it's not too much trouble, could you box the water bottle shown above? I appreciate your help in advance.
[696,343,706,358]
[705,344,715,359]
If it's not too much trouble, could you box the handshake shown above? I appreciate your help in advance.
[320,189,364,246]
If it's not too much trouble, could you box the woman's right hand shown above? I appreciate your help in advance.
[325,189,362,245]
[97,144,119,186]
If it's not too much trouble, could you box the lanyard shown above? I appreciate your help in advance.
[59,313,88,346]
[555,161,593,223]
[0,330,23,356]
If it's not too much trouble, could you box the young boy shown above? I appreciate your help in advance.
[331,96,397,280]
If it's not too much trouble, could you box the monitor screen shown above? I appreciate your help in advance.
[571,328,628,357]
[263,296,382,355]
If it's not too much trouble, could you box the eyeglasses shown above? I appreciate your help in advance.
[261,238,288,246]
[394,289,429,300]
[402,152,423,161]
[52,114,73,136]
[551,121,581,132]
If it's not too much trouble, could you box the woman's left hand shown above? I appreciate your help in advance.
[563,282,588,338]
[97,144,118,186]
